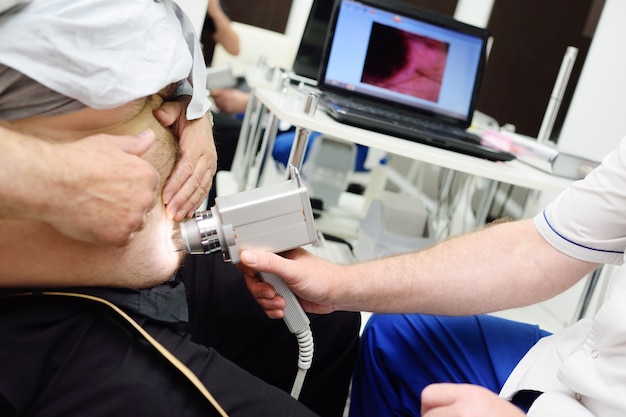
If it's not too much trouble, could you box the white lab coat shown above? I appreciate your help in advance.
[501,137,626,416]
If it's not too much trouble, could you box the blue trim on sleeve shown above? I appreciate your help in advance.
[542,211,623,255]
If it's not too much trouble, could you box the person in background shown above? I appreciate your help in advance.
[205,0,239,57]
[201,0,248,175]
[202,0,370,180]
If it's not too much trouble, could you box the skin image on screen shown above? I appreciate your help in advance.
[361,23,449,102]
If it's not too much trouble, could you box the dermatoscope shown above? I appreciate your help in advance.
[173,165,317,399]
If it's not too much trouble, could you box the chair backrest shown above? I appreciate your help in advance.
[211,21,297,77]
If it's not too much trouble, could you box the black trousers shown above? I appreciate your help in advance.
[178,253,361,417]
[207,111,243,208]
[0,293,319,417]
[0,256,359,416]
[212,111,243,173]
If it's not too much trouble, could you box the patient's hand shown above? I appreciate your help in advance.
[154,96,217,220]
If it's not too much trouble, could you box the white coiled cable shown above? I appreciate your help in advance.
[291,326,314,399]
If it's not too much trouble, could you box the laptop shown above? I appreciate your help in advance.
[317,0,514,162]
[290,0,335,85]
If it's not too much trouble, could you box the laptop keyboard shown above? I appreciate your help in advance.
[324,94,482,145]
[321,94,515,162]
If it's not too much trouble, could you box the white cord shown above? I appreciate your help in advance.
[290,368,308,399]
[290,326,314,399]
[257,271,314,400]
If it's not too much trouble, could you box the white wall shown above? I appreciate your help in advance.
[454,0,493,27]
[174,0,209,35]
[285,0,494,41]
[285,0,313,43]
[557,0,626,161]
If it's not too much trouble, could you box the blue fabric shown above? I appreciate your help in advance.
[272,130,370,172]
[349,314,550,417]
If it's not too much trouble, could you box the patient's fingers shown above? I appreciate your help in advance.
[155,98,217,220]
[165,129,216,219]
[152,101,179,127]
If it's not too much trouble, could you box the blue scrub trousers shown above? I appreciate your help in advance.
[349,314,550,416]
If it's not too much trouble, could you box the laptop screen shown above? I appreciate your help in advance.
[319,0,489,127]
[292,0,335,81]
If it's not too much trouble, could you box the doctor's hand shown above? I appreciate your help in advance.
[36,130,159,246]
[421,384,525,417]
[154,96,217,221]
[238,248,339,317]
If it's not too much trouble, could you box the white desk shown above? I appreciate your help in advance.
[222,78,604,327]
[222,82,572,240]
[251,85,573,194]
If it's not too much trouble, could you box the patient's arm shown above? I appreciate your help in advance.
[0,94,186,289]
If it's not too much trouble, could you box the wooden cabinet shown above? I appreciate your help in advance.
[400,0,457,16]
[223,0,293,32]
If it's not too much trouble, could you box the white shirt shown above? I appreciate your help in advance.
[500,137,626,416]
[0,0,210,119]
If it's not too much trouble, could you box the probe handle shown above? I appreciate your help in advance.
[259,271,310,334]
